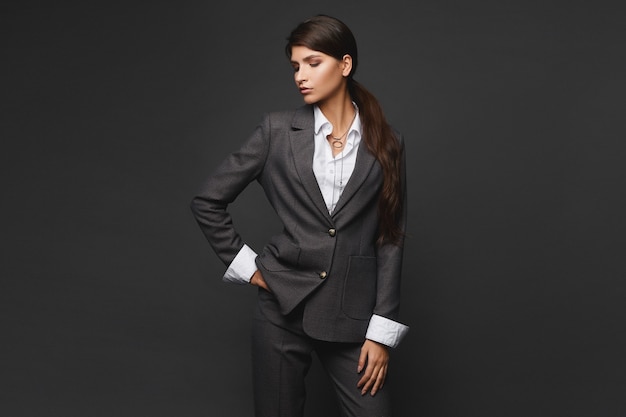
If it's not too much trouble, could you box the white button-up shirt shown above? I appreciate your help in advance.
[312,104,361,213]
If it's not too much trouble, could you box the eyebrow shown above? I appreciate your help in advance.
[290,54,322,64]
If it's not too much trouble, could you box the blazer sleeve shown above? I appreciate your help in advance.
[190,114,270,266]
[373,133,408,322]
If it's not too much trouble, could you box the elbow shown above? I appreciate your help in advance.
[189,196,203,217]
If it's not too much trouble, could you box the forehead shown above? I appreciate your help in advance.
[290,45,332,62]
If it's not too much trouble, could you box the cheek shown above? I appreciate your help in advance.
[317,68,336,87]
[322,74,343,92]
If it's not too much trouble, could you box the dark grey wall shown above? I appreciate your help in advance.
[2,1,625,416]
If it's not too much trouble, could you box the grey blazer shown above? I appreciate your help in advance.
[191,104,406,343]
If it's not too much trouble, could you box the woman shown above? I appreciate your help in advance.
[191,14,409,417]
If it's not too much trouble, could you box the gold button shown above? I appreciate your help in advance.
[328,228,336,237]
[319,271,327,279]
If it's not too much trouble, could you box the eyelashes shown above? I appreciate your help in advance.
[292,63,321,72]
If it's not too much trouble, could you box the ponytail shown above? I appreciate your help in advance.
[349,79,404,246]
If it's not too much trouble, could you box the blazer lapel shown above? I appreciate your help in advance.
[332,142,376,215]
[289,106,333,222]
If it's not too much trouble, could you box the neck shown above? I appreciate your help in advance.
[318,91,355,136]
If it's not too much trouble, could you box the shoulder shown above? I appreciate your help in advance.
[264,104,314,129]
[389,124,405,147]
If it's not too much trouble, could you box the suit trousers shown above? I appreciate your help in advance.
[251,301,392,417]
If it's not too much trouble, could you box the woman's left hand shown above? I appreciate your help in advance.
[356,339,389,396]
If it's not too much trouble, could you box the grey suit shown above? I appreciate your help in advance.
[191,104,406,340]
[191,104,406,416]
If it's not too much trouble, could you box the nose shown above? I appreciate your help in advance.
[295,68,307,85]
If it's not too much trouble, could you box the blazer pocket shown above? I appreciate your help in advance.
[342,256,377,320]
[258,237,301,272]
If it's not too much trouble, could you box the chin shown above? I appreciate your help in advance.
[302,96,318,105]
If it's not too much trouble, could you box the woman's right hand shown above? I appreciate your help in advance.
[250,270,271,292]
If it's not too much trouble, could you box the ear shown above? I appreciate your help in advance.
[341,54,353,77]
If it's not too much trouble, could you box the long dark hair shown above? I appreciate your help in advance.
[286,15,404,245]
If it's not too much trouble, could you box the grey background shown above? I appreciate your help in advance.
[2,1,625,416]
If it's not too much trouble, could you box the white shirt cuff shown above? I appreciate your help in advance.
[222,244,258,284]
[365,314,409,348]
